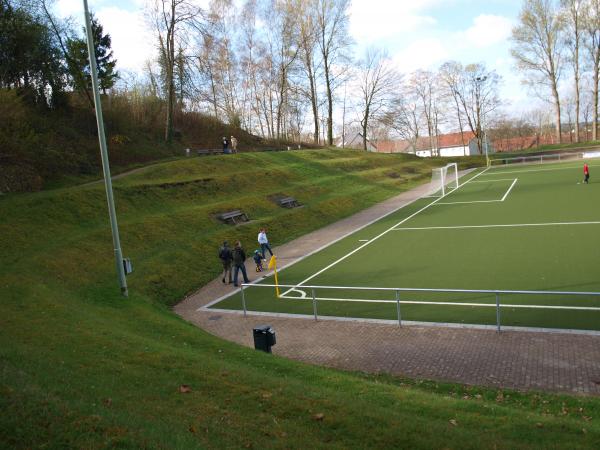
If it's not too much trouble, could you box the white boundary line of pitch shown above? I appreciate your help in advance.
[392,221,600,232]
[279,166,492,297]
[436,178,517,205]
[276,294,600,311]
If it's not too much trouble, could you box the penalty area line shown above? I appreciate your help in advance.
[392,221,600,231]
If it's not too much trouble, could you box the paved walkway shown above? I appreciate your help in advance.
[175,177,600,396]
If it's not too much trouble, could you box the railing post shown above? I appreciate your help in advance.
[312,288,318,321]
[495,292,501,332]
[241,284,247,317]
[396,290,402,326]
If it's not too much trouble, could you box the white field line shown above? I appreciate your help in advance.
[280,167,492,297]
[436,199,502,205]
[436,178,517,205]
[278,294,600,311]
[500,178,518,201]
[470,178,517,183]
[392,221,600,232]
[358,239,369,242]
[485,162,600,176]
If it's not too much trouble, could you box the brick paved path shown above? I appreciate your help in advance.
[175,178,600,395]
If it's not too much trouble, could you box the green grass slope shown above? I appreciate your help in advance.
[1,149,599,449]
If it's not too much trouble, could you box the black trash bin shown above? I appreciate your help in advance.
[253,325,276,353]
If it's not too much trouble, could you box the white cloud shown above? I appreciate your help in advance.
[349,0,440,43]
[95,7,156,72]
[460,14,513,49]
[54,1,156,72]
[392,38,448,73]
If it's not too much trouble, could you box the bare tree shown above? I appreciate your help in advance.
[408,70,440,155]
[150,0,202,142]
[438,61,468,149]
[511,0,565,143]
[316,0,351,146]
[561,0,583,142]
[357,48,400,151]
[298,5,321,144]
[384,91,421,151]
[584,0,600,140]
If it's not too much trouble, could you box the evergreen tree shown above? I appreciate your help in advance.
[0,1,67,107]
[67,15,118,95]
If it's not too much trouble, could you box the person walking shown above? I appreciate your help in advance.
[230,135,238,153]
[232,240,250,287]
[218,241,233,284]
[258,227,273,260]
[584,162,590,184]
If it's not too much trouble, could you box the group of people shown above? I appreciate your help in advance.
[218,228,274,287]
[222,136,238,154]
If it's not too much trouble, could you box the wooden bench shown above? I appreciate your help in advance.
[278,196,300,208]
[218,210,249,224]
[197,148,225,156]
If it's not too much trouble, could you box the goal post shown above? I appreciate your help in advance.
[429,163,458,197]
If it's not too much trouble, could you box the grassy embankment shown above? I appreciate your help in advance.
[2,149,599,449]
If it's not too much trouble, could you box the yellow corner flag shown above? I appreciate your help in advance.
[268,255,280,298]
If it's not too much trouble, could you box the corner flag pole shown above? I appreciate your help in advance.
[268,256,280,298]
[83,0,128,297]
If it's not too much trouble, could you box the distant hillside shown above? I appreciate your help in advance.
[0,90,302,193]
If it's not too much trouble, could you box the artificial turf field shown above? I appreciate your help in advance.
[211,158,600,331]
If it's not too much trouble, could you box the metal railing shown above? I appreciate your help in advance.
[239,283,600,332]
[489,151,582,166]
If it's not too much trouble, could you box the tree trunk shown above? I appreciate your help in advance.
[594,64,599,141]
[165,7,176,143]
[361,105,369,151]
[551,81,562,144]
[306,60,319,144]
[574,45,580,143]
[325,65,333,146]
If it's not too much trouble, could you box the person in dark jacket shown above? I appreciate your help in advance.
[218,241,233,284]
[253,250,263,272]
[222,136,230,154]
[232,240,250,287]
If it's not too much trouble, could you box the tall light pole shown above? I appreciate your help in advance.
[475,76,489,166]
[83,0,128,297]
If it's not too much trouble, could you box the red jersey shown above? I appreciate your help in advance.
[584,163,589,175]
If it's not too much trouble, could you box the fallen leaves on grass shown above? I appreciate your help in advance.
[313,413,324,421]
[449,419,458,426]
[535,423,544,428]
[179,385,192,393]
[103,398,112,407]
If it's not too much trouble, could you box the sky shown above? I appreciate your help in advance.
[54,0,532,116]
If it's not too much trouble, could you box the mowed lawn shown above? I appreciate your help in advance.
[214,159,600,331]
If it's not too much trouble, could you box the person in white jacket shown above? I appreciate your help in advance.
[257,228,273,260]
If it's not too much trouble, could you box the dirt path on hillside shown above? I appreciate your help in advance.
[175,171,600,395]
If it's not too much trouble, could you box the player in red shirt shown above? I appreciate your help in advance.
[584,163,590,184]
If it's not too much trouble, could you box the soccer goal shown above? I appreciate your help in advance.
[428,163,458,197]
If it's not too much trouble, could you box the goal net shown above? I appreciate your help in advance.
[428,163,458,197]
